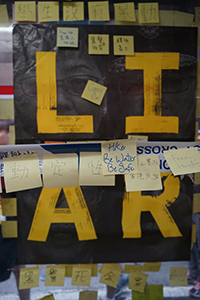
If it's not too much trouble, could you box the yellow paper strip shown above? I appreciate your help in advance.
[2,198,17,216]
[1,221,18,238]
[19,267,39,289]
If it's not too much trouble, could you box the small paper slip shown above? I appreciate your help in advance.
[113,36,134,56]
[63,2,84,21]
[125,154,162,192]
[38,1,59,22]
[88,34,109,55]
[163,147,200,176]
[79,291,98,300]
[123,264,143,274]
[88,1,110,21]
[71,265,92,286]
[19,266,39,289]
[132,284,163,300]
[169,267,188,286]
[142,262,161,272]
[45,266,65,286]
[0,5,10,26]
[15,1,36,22]
[57,27,78,48]
[1,221,18,238]
[2,198,17,216]
[99,264,122,288]
[129,271,148,293]
[128,135,148,141]
[102,139,138,175]
[79,152,115,186]
[43,153,79,188]
[81,80,107,106]
[114,3,136,22]
[3,153,42,193]
[138,3,159,24]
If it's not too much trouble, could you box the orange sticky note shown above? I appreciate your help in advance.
[81,80,107,105]
[169,267,188,286]
[15,1,36,21]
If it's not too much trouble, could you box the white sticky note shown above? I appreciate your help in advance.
[42,153,79,188]
[79,152,115,186]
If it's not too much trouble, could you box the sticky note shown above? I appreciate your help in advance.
[102,139,138,175]
[114,3,136,22]
[174,11,194,27]
[19,267,39,289]
[45,266,65,286]
[15,1,36,22]
[88,1,110,21]
[123,264,143,274]
[113,36,134,56]
[195,7,200,25]
[81,80,107,106]
[2,198,17,216]
[0,179,2,193]
[169,267,188,286]
[193,194,200,213]
[132,285,163,300]
[142,262,161,272]
[88,34,109,55]
[38,1,59,22]
[129,271,148,293]
[0,99,14,119]
[196,99,200,117]
[98,263,122,274]
[79,291,97,300]
[99,264,122,288]
[79,264,98,276]
[192,224,196,244]
[163,147,200,176]
[9,125,15,145]
[79,152,115,186]
[159,10,174,26]
[71,266,92,286]
[138,3,159,24]
[42,153,79,188]
[128,135,148,141]
[3,153,42,193]
[125,154,162,192]
[63,2,84,21]
[1,221,18,238]
[61,264,77,277]
[0,5,10,26]
[37,294,55,300]
[57,27,78,48]
[194,173,200,184]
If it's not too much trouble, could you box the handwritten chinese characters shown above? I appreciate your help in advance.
[38,1,59,22]
[19,266,39,290]
[129,271,148,293]
[114,2,136,22]
[99,264,122,288]
[57,27,79,48]
[169,267,188,286]
[113,35,134,56]
[72,266,92,286]
[15,1,36,22]
[88,34,109,55]
[63,2,84,21]
[45,266,65,286]
[102,139,138,175]
[138,3,159,24]
[88,1,110,21]
[81,80,107,106]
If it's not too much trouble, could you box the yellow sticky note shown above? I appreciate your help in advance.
[163,147,200,176]
[63,2,84,21]
[88,1,110,21]
[113,36,134,56]
[9,125,15,145]
[45,266,65,286]
[132,285,163,300]
[194,173,200,184]
[38,1,59,22]
[195,7,200,25]
[143,262,161,272]
[174,11,194,27]
[0,5,10,26]
[193,194,200,213]
[0,179,2,193]
[71,266,92,286]
[138,3,159,24]
[3,153,42,193]
[102,139,138,175]
[79,264,98,276]
[123,264,143,274]
[2,198,17,216]
[15,1,36,22]
[98,263,122,273]
[169,267,188,287]
[79,152,115,186]
[88,34,109,55]
[159,10,174,26]
[128,135,148,141]
[81,80,107,106]
[57,27,78,48]
[99,264,122,288]
[129,271,148,293]
[43,153,79,188]
[192,224,197,244]
[19,267,39,290]
[37,294,55,300]
[0,99,14,119]
[196,98,200,117]
[61,264,77,277]
[114,3,136,22]
[1,221,18,238]
[125,154,162,192]
[79,291,97,300]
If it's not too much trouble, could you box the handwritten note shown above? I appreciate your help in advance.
[132,285,163,300]
[1,221,18,238]
[88,1,110,21]
[125,154,162,192]
[193,194,200,213]
[138,3,159,24]
[99,264,122,288]
[79,264,98,276]
[114,3,136,22]
[43,153,79,188]
[123,264,143,274]
[63,2,84,21]
[128,135,148,141]
[45,266,65,286]
[88,34,109,55]
[57,27,78,48]
[163,147,200,176]
[72,265,92,286]
[113,36,134,56]
[79,291,97,300]
[102,139,138,175]
[169,267,188,286]
[0,5,10,26]
[129,271,148,293]
[19,266,39,290]
[3,153,42,193]
[15,1,36,22]
[81,80,107,106]
[37,294,55,300]
[2,198,17,216]
[142,262,161,272]
[38,1,59,22]
[79,152,115,186]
